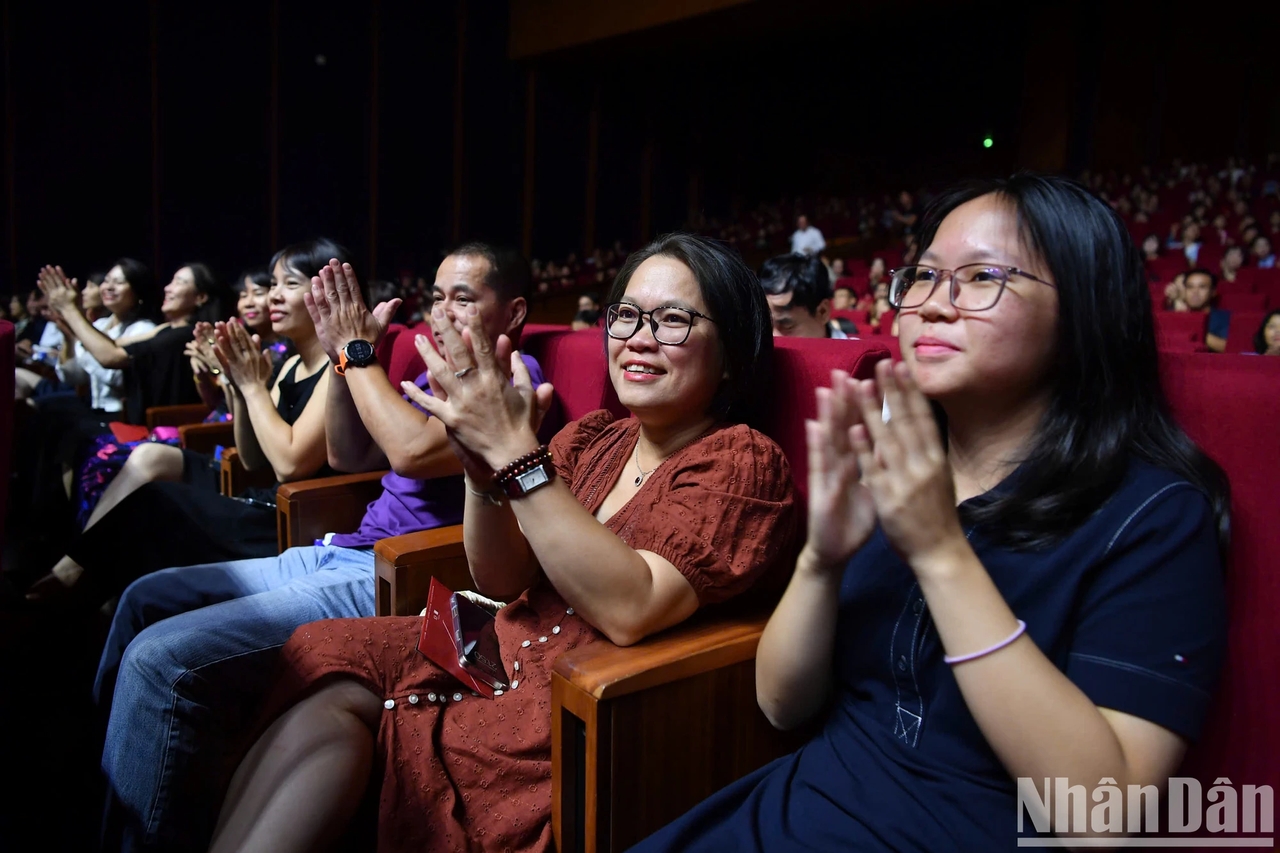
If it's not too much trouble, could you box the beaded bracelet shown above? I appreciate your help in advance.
[943,620,1027,665]
[492,445,552,492]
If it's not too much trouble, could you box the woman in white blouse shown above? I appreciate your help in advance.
[54,263,156,413]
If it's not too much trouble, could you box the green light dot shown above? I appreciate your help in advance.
[983,137,994,149]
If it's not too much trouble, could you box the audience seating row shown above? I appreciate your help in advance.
[37,316,1278,850]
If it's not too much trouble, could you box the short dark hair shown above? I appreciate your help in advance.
[364,279,399,307]
[1254,309,1280,355]
[580,291,601,307]
[1185,267,1217,288]
[450,242,532,303]
[917,173,1229,551]
[608,232,773,426]
[87,270,107,285]
[269,237,353,286]
[758,253,833,316]
[233,267,272,292]
[573,308,600,326]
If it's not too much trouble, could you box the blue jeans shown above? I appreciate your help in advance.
[96,545,376,852]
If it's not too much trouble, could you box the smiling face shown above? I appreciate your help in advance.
[160,267,206,320]
[99,265,139,317]
[80,279,103,313]
[607,255,724,425]
[430,254,525,350]
[268,260,317,339]
[237,276,273,332]
[898,194,1059,409]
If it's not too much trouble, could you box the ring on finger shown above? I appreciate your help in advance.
[454,367,475,380]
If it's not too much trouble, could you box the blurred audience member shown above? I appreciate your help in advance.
[789,214,826,256]
[759,253,844,338]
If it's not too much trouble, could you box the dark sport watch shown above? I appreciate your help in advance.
[334,339,377,376]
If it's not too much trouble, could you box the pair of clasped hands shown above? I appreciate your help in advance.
[803,361,969,578]
[304,260,553,488]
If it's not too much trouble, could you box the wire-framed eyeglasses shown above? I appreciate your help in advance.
[888,264,1056,311]
[604,302,715,346]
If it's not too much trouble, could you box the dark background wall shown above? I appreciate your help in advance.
[3,0,1277,296]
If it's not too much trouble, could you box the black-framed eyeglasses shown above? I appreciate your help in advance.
[888,264,1056,312]
[604,302,715,346]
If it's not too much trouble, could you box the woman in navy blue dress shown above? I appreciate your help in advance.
[630,174,1230,851]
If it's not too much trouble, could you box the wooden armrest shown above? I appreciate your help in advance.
[178,421,234,454]
[218,448,277,498]
[274,470,387,552]
[551,606,770,701]
[374,525,474,617]
[146,403,211,429]
[551,604,807,853]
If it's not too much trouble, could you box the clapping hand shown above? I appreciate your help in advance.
[399,304,554,484]
[36,265,80,316]
[185,321,221,374]
[213,318,273,391]
[844,360,964,569]
[801,370,879,569]
[304,260,401,363]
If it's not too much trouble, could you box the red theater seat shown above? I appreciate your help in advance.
[1234,268,1279,291]
[1154,311,1208,346]
[1218,292,1267,312]
[1225,311,1267,353]
[1161,353,1280,792]
[832,308,870,327]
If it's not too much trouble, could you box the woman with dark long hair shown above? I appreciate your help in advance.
[630,174,1230,851]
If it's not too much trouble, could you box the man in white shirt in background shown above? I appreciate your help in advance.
[789,214,826,256]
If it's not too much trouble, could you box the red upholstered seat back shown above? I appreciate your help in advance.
[763,337,890,511]
[1154,311,1208,346]
[384,322,431,385]
[520,327,627,425]
[1225,311,1267,353]
[375,322,405,371]
[832,308,870,327]
[1160,353,1280,788]
[1218,293,1268,313]
[0,321,12,553]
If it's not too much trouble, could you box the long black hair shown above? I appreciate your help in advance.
[1254,309,1280,355]
[608,232,773,427]
[918,173,1230,551]
[114,257,154,317]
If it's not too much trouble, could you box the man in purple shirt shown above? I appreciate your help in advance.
[95,243,544,853]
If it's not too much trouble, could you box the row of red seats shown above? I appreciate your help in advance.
[1154,310,1272,353]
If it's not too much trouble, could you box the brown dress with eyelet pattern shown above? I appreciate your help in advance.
[270,410,798,853]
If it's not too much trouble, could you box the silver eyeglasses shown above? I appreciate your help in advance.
[888,264,1056,311]
[604,302,715,346]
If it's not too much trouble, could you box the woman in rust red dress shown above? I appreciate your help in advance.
[210,233,800,853]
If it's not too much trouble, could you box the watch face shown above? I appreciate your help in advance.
[344,340,376,364]
[514,465,550,494]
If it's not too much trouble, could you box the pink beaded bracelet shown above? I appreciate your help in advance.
[943,620,1027,665]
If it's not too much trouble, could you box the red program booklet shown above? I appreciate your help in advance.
[416,577,505,699]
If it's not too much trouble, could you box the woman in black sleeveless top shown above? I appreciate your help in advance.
[27,239,348,606]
